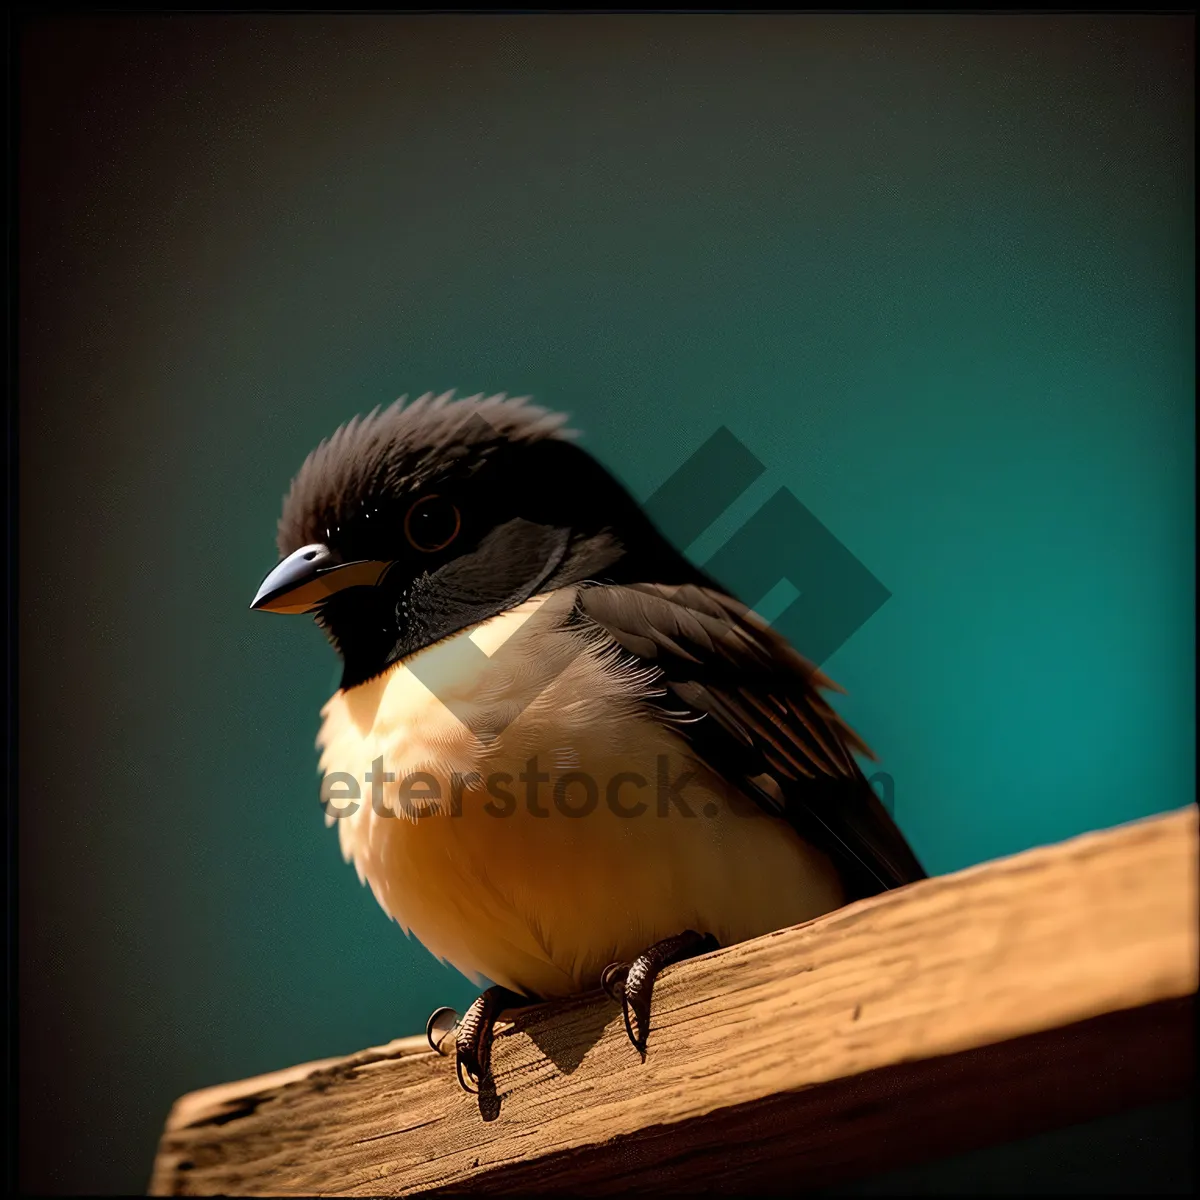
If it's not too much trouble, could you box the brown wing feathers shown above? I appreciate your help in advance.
[576,581,927,900]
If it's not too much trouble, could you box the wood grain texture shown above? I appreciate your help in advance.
[149,807,1198,1196]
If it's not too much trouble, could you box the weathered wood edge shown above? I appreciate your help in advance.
[436,995,1195,1195]
[149,806,1199,1196]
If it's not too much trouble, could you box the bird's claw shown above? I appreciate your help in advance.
[426,1004,485,1091]
[425,1006,460,1055]
[455,1042,483,1094]
[621,982,651,1056]
[606,930,719,1057]
[426,1004,484,1092]
[600,960,630,1001]
[454,998,491,1094]
[443,986,525,1095]
[601,959,648,1052]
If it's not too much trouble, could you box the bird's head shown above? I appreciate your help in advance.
[251,392,683,689]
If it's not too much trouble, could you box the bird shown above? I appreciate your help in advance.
[251,390,926,1093]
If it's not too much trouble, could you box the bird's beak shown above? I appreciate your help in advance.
[250,543,392,614]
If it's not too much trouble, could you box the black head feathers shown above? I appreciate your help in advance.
[255,390,693,687]
[277,392,573,560]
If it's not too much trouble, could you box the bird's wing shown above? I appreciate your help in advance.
[574,581,926,900]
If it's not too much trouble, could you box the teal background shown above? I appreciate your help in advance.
[19,15,1194,1194]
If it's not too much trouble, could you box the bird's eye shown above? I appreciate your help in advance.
[404,495,461,553]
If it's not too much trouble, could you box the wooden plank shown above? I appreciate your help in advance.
[149,806,1198,1196]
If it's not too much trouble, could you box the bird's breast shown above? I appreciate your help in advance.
[316,588,844,997]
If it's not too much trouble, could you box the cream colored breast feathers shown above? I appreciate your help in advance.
[316,586,844,998]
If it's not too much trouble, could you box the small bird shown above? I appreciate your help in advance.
[251,392,925,1091]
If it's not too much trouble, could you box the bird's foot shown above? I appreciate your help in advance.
[602,930,720,1056]
[426,987,526,1093]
